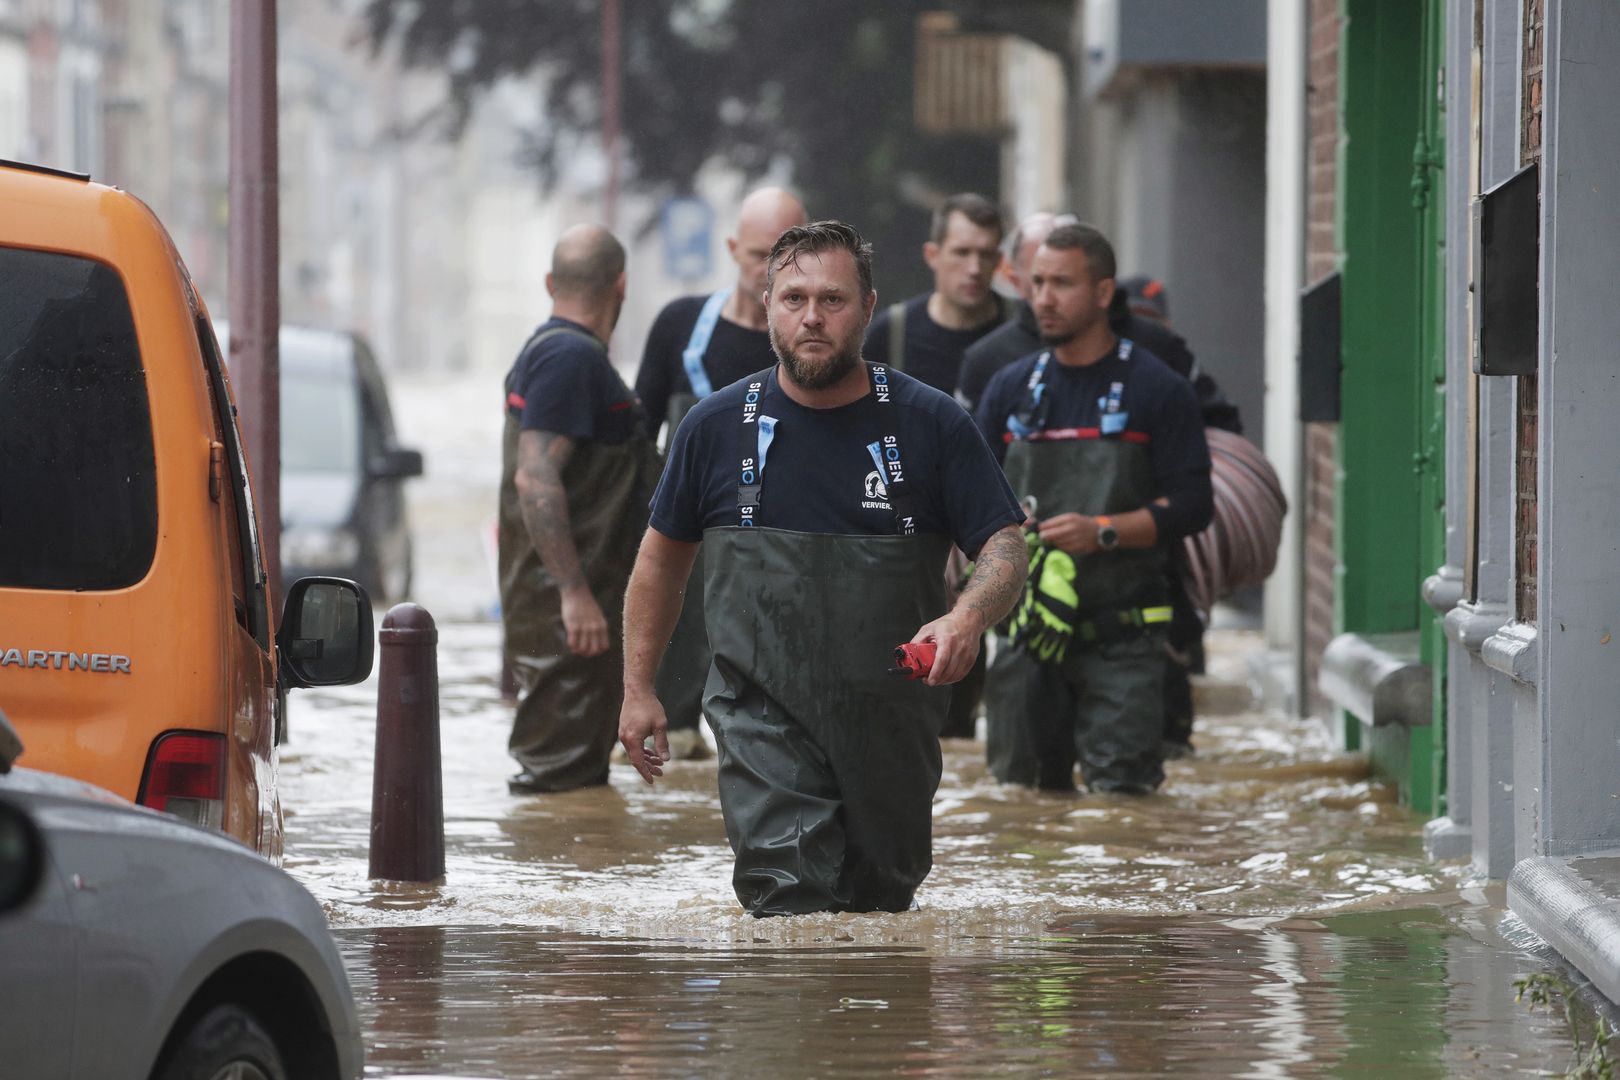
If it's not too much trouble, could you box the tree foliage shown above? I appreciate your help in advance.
[362,0,1006,297]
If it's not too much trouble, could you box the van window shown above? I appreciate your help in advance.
[0,246,157,590]
[283,368,361,474]
[195,316,270,649]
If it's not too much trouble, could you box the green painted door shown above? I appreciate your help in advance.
[1337,0,1447,813]
[1413,0,1448,818]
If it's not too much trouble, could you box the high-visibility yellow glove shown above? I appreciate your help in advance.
[1008,542,1080,665]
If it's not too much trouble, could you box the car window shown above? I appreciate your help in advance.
[0,246,157,590]
[352,336,399,440]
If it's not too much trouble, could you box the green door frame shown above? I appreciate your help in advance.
[1336,0,1448,813]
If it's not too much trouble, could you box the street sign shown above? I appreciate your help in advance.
[661,196,713,281]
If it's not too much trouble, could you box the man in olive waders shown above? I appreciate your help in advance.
[618,221,1029,916]
[500,224,662,793]
[974,223,1213,794]
[633,187,809,758]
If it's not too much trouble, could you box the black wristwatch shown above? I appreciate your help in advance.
[1095,516,1120,552]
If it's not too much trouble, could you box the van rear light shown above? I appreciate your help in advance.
[138,732,226,830]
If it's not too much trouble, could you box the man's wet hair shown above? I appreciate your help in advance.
[766,220,874,299]
[1042,223,1117,283]
[930,192,1003,244]
[549,227,626,298]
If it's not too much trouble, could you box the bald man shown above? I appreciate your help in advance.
[633,187,808,752]
[500,224,662,793]
[635,187,809,441]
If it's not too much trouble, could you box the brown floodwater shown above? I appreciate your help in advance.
[282,624,1594,1077]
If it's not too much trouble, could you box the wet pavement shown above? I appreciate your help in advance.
[279,621,1599,1077]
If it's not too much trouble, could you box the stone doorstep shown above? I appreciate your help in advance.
[1423,815,1473,862]
[1319,631,1432,729]
[1509,855,1620,1005]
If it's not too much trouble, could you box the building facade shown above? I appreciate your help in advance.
[1266,0,1620,1000]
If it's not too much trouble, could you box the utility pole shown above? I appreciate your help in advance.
[602,0,621,229]
[229,0,282,607]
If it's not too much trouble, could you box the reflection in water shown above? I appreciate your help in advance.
[337,910,1574,1078]
[284,625,1579,1076]
[367,926,444,1071]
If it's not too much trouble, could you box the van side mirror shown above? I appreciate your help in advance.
[278,577,375,688]
[369,446,424,480]
[0,799,45,915]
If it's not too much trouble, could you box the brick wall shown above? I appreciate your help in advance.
[1302,0,1343,715]
[1516,0,1543,621]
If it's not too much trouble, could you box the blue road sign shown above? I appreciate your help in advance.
[661,196,714,281]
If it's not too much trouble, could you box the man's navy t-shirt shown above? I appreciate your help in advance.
[650,364,1022,558]
[863,293,1007,397]
[505,317,643,443]
[974,342,1214,540]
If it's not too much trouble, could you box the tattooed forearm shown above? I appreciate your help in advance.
[956,524,1029,633]
[516,430,587,591]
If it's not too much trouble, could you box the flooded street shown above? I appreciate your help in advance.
[281,620,1594,1077]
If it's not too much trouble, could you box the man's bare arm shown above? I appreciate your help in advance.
[619,528,700,784]
[622,529,701,693]
[1037,497,1169,555]
[958,524,1031,632]
[515,429,584,587]
[516,429,609,656]
[912,523,1029,686]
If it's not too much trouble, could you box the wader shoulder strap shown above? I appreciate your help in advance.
[730,364,920,537]
[886,302,907,371]
[1006,351,1052,439]
[682,289,730,399]
[864,365,920,537]
[1005,337,1136,440]
[734,369,776,528]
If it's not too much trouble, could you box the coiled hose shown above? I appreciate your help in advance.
[1181,428,1288,618]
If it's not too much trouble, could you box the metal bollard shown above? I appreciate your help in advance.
[369,603,445,882]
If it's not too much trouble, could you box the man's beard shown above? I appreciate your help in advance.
[771,326,863,391]
[1039,310,1099,348]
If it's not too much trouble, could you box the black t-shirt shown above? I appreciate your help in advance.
[957,300,1241,433]
[650,364,1023,558]
[634,293,777,437]
[504,317,642,443]
[863,293,1007,397]
[974,342,1214,541]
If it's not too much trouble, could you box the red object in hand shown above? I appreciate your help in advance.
[890,642,937,680]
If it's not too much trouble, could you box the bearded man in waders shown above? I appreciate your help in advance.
[973,223,1213,794]
[499,224,662,794]
[619,221,1029,916]
[633,188,809,758]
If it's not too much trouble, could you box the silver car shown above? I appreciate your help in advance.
[0,711,362,1080]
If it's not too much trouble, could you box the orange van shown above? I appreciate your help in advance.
[0,159,373,861]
